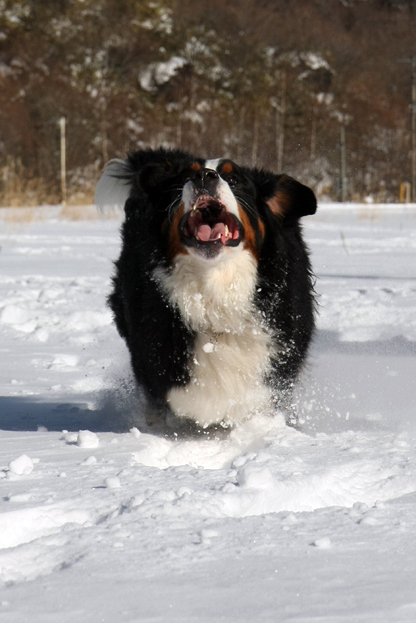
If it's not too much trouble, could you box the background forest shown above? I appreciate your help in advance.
[0,0,415,205]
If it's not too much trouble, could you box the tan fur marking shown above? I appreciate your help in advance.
[237,202,260,260]
[267,191,288,217]
[165,203,189,259]
[221,161,233,174]
[190,162,202,171]
[258,218,266,239]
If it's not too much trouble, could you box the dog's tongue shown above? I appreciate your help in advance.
[196,223,228,244]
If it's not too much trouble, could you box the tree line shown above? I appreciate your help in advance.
[0,0,415,205]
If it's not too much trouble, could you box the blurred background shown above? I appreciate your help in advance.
[0,0,415,206]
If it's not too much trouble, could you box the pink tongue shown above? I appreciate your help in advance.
[196,223,227,243]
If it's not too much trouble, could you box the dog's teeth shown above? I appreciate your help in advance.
[224,224,229,238]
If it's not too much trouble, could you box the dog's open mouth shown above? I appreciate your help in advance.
[180,195,243,253]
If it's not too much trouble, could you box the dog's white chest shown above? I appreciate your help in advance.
[154,249,273,426]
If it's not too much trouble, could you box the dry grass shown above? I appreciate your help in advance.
[0,204,122,228]
[0,159,120,223]
[0,158,97,209]
[0,158,58,207]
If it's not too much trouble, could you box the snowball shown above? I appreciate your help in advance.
[81,456,97,466]
[0,305,30,325]
[359,515,381,526]
[177,486,193,498]
[66,310,112,332]
[49,354,79,369]
[7,493,32,503]
[202,342,215,353]
[236,464,274,489]
[77,430,99,449]
[34,328,49,342]
[282,513,298,525]
[311,537,332,549]
[199,529,219,544]
[222,482,237,493]
[105,477,121,489]
[64,432,79,445]
[8,454,35,476]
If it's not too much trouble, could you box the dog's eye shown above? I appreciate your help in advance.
[225,175,237,187]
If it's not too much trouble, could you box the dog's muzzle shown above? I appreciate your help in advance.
[180,198,243,259]
[179,168,244,257]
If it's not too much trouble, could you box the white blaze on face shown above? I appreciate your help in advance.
[181,159,240,218]
[204,158,221,171]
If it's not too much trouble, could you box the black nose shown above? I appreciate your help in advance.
[192,167,219,193]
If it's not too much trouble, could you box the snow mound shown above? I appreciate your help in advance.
[0,503,92,550]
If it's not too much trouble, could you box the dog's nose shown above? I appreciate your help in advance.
[192,167,219,193]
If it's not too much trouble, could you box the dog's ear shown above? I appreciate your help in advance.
[139,161,175,193]
[259,173,317,222]
[127,149,196,194]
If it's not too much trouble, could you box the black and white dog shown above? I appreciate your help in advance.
[96,148,317,429]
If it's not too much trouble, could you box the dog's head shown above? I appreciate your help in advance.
[179,161,245,256]
[96,149,317,262]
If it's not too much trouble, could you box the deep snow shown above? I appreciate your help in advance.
[0,204,416,622]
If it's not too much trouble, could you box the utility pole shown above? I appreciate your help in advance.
[278,70,286,171]
[59,117,67,207]
[339,124,347,202]
[310,106,317,161]
[252,114,259,168]
[274,70,286,171]
[398,56,416,202]
[412,57,416,202]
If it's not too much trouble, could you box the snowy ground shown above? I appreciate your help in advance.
[0,203,416,622]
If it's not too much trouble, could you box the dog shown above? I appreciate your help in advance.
[95,148,317,429]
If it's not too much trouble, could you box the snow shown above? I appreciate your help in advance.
[139,56,186,92]
[7,454,35,476]
[0,204,416,621]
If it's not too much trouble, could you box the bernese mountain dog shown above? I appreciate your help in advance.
[95,148,317,429]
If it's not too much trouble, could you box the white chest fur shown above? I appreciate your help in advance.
[154,248,274,426]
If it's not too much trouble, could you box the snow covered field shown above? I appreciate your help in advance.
[0,203,416,622]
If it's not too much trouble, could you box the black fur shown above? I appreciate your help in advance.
[106,148,316,426]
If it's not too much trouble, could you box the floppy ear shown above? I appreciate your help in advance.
[95,158,135,213]
[262,174,317,222]
[124,148,197,194]
[138,161,172,193]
